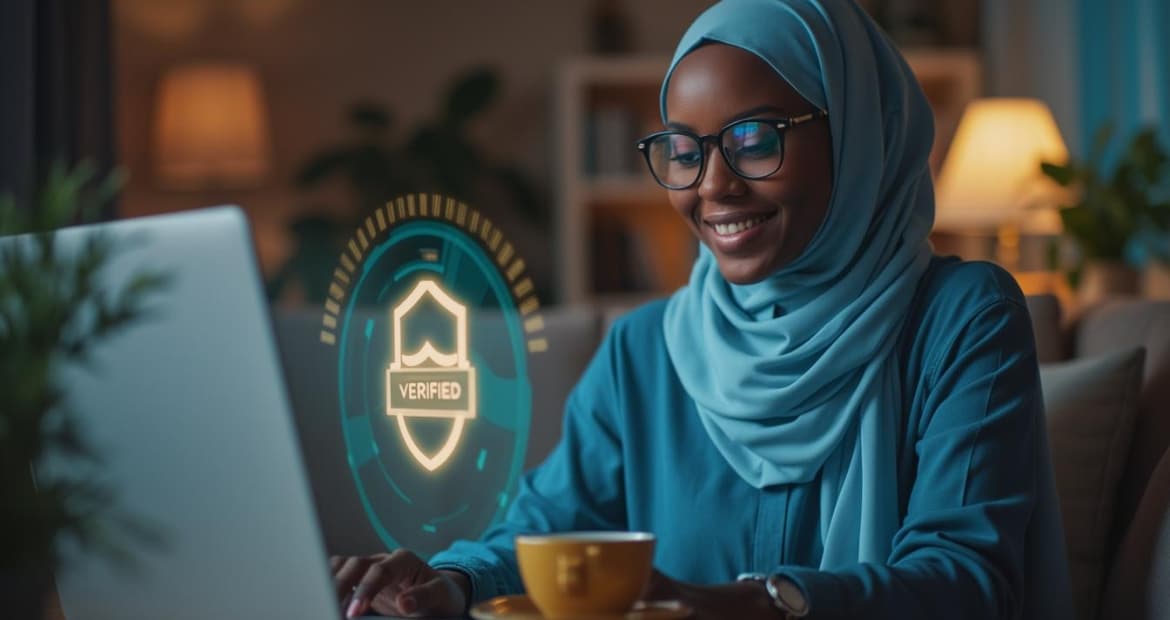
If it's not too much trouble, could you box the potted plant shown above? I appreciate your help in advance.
[0,162,167,619]
[1041,125,1170,305]
[1134,151,1170,298]
[269,66,547,305]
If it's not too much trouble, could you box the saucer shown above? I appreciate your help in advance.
[469,595,692,620]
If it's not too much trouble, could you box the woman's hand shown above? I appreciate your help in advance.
[330,550,470,618]
[641,570,779,620]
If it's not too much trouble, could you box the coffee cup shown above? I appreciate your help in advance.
[514,531,656,619]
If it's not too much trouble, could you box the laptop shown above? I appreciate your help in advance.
[23,207,458,619]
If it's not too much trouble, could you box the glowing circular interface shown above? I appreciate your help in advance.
[335,217,533,558]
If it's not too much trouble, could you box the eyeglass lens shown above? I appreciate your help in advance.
[645,120,783,188]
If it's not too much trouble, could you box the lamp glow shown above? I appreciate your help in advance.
[935,98,1070,234]
[153,62,271,189]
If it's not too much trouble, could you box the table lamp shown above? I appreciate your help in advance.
[153,62,271,190]
[935,98,1070,270]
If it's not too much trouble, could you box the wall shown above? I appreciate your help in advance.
[114,0,712,298]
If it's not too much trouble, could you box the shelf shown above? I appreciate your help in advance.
[555,54,683,304]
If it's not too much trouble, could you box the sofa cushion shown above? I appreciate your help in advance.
[526,305,602,468]
[1076,300,1170,556]
[1099,447,1170,620]
[1041,347,1146,620]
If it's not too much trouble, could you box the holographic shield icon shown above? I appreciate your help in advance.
[326,195,544,557]
[386,278,477,471]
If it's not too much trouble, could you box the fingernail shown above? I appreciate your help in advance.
[346,598,363,618]
[401,595,416,613]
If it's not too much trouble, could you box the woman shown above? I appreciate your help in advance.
[332,1,1073,617]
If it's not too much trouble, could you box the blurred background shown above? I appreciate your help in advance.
[3,5,1169,618]
[2,0,1168,313]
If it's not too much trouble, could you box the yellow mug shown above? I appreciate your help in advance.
[515,531,656,619]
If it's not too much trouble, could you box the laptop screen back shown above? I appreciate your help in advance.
[29,207,338,620]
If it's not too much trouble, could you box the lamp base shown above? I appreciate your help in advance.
[995,223,1020,272]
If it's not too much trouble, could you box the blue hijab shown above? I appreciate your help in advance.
[661,0,935,566]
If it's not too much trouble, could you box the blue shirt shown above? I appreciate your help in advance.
[430,257,1073,619]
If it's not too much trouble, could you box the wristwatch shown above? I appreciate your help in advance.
[736,572,810,618]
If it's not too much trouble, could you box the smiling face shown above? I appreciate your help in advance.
[664,43,834,284]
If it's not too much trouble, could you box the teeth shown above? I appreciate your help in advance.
[713,214,770,235]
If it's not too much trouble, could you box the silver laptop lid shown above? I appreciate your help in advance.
[34,207,338,620]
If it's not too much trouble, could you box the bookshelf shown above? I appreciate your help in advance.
[554,49,981,304]
[554,54,690,305]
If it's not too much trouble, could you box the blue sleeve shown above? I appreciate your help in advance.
[775,298,1044,619]
[429,329,628,603]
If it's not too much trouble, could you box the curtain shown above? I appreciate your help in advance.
[984,0,1169,156]
[0,0,115,212]
[1078,0,1170,160]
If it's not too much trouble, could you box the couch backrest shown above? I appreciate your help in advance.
[1071,299,1170,620]
[1100,447,1170,620]
[526,305,602,467]
[1074,299,1170,554]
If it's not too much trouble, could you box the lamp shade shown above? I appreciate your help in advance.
[153,62,270,189]
[935,98,1070,233]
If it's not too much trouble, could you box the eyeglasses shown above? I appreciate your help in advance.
[635,110,828,190]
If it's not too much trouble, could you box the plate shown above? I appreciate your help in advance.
[469,595,692,620]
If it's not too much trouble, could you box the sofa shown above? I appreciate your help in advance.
[521,295,1170,620]
[1028,296,1170,620]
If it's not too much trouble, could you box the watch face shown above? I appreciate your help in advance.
[767,574,809,616]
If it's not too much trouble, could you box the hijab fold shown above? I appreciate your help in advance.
[661,0,935,567]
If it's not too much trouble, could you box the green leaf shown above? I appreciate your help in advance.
[1040,162,1075,186]
[492,165,546,225]
[1089,122,1115,165]
[347,102,391,131]
[0,160,169,572]
[1150,201,1170,229]
[81,166,126,224]
[277,68,548,298]
[0,192,21,234]
[295,147,353,188]
[123,271,171,298]
[1061,206,1108,258]
[443,67,498,125]
[1127,128,1166,184]
[1046,122,1170,265]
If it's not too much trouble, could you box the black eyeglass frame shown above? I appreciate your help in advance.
[635,109,828,190]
